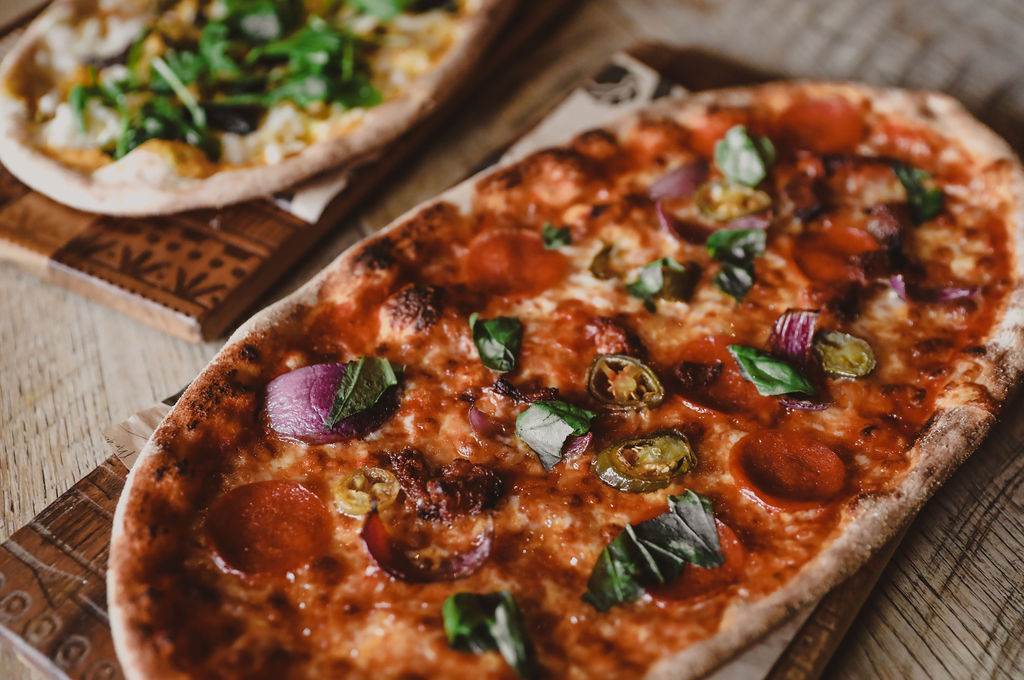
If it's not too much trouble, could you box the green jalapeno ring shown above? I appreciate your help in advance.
[813,330,877,378]
[586,354,665,410]
[695,179,772,222]
[594,429,697,493]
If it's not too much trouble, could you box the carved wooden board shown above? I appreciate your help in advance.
[0,0,573,343]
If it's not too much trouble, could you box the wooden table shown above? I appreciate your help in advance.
[2,1,1023,678]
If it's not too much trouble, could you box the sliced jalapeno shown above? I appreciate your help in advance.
[333,467,399,516]
[587,354,665,410]
[589,244,616,280]
[594,430,697,492]
[695,179,772,222]
[813,330,876,378]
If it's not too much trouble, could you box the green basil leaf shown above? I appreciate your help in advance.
[892,161,943,224]
[541,222,572,249]
[706,228,765,301]
[443,591,537,678]
[626,257,698,311]
[516,400,596,471]
[324,356,398,429]
[714,262,754,301]
[727,344,816,396]
[469,313,522,372]
[583,491,723,611]
[705,228,766,264]
[714,125,774,187]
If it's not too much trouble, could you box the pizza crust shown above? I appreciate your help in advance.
[0,0,515,216]
[107,81,1024,679]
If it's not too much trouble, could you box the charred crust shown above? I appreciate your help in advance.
[239,343,260,362]
[383,284,443,331]
[353,239,396,273]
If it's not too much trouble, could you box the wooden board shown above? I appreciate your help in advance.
[0,0,575,343]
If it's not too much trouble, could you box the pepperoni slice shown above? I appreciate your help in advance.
[794,225,880,283]
[776,96,865,154]
[207,481,331,575]
[464,229,568,296]
[673,336,780,418]
[649,521,745,602]
[731,430,846,508]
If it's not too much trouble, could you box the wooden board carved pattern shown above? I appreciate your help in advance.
[0,0,575,343]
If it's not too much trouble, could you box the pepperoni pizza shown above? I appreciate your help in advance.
[108,82,1024,679]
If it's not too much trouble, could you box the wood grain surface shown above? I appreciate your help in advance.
[2,0,1024,678]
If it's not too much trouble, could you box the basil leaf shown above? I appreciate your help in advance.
[892,161,943,224]
[706,228,766,301]
[626,257,698,311]
[714,125,774,187]
[516,400,596,471]
[443,591,537,678]
[469,313,522,373]
[727,345,816,396]
[583,491,723,611]
[714,262,754,301]
[541,222,572,249]
[705,228,766,263]
[324,356,398,429]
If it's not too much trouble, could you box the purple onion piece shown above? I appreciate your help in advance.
[563,431,593,458]
[468,404,502,437]
[778,396,831,411]
[890,274,979,302]
[726,212,772,231]
[649,159,708,200]
[656,201,712,244]
[361,511,493,583]
[265,363,399,444]
[768,309,820,368]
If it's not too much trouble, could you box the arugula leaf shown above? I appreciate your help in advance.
[224,0,302,42]
[626,257,698,311]
[892,161,943,224]
[352,0,409,20]
[469,314,522,373]
[714,125,775,187]
[150,56,206,128]
[324,356,399,429]
[516,400,597,471]
[199,23,242,79]
[150,49,205,92]
[541,222,572,249]
[115,95,222,160]
[727,345,816,396]
[706,228,766,301]
[443,592,537,678]
[582,491,723,611]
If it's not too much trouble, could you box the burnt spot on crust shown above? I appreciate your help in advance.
[383,284,443,332]
[239,343,260,362]
[353,238,397,273]
[386,449,503,521]
[585,316,646,357]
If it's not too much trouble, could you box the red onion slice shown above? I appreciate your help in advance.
[649,160,708,200]
[361,510,494,582]
[779,396,832,411]
[890,274,979,302]
[266,363,399,444]
[656,201,712,244]
[768,309,820,368]
[563,432,593,458]
[726,212,772,231]
[469,404,503,437]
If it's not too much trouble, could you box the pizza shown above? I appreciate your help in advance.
[107,81,1024,679]
[0,0,512,216]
